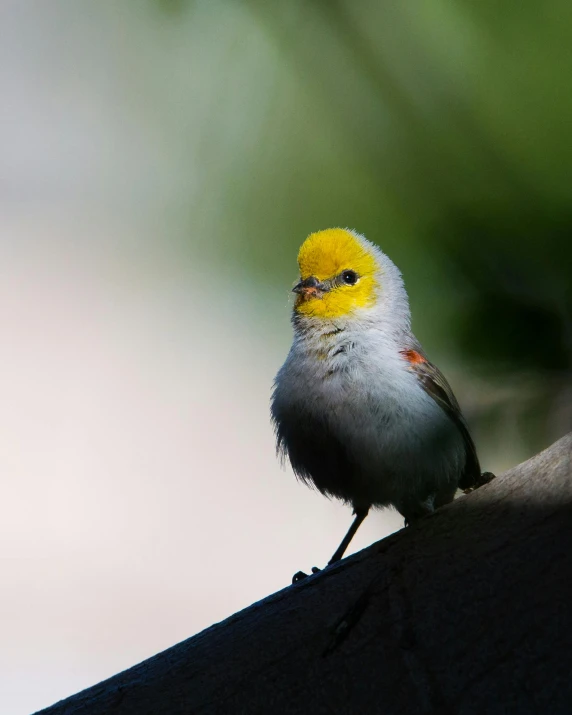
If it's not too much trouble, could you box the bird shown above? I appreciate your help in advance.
[271,228,493,582]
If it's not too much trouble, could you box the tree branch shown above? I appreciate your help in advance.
[37,433,572,715]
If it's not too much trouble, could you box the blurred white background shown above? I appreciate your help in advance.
[0,4,403,713]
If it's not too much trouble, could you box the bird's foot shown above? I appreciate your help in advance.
[463,471,496,494]
[292,566,321,584]
[402,497,436,528]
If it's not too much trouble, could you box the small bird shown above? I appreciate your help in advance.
[271,228,492,581]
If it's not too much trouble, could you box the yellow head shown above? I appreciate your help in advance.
[293,228,379,319]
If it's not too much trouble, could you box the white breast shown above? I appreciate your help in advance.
[273,325,465,509]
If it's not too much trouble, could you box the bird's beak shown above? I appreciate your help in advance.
[292,276,327,299]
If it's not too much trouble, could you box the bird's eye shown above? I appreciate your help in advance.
[341,270,358,285]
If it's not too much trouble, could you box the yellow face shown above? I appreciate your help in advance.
[294,228,378,319]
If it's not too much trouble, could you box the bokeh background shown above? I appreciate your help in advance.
[2,1,571,712]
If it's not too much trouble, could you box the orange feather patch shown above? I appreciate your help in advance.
[401,349,427,365]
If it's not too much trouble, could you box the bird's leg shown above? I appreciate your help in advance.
[327,507,370,565]
[292,507,370,584]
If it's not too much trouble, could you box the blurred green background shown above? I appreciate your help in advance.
[2,2,571,713]
[159,0,571,458]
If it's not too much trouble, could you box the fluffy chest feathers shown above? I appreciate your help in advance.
[271,326,466,509]
[284,326,419,416]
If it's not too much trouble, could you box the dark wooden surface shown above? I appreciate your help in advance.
[37,433,572,715]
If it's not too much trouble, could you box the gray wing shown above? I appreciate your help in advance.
[401,338,481,490]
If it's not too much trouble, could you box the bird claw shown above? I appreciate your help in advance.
[463,471,496,494]
[292,566,321,583]
[292,571,308,583]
